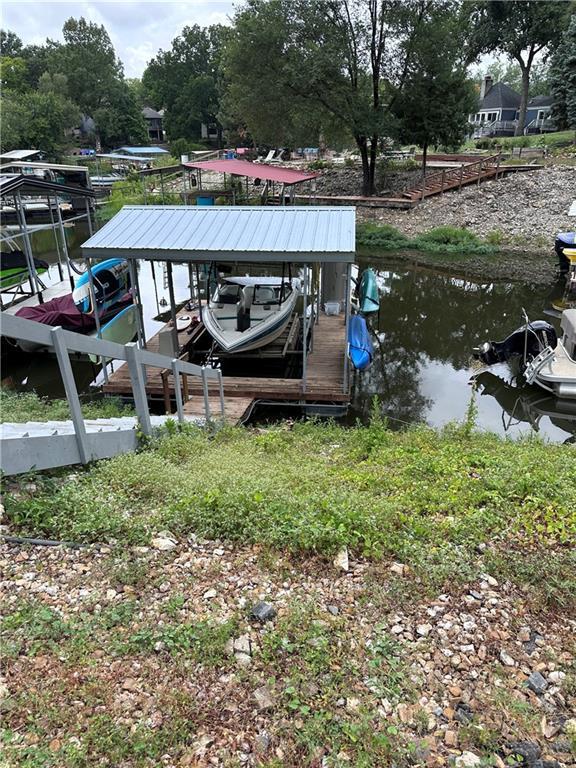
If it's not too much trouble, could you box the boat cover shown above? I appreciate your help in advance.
[15,293,132,333]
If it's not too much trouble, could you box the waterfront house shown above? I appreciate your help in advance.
[470,75,556,137]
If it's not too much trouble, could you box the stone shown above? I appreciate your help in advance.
[455,702,473,724]
[527,671,548,695]
[234,652,252,668]
[518,626,531,642]
[500,649,515,667]
[390,562,408,576]
[255,731,271,754]
[327,605,339,616]
[564,719,576,737]
[253,686,274,711]
[346,697,360,712]
[151,531,177,551]
[0,680,9,703]
[250,601,276,623]
[203,588,217,600]
[417,623,433,637]
[333,547,349,572]
[444,730,458,746]
[547,671,565,683]
[455,752,482,768]
[507,741,541,767]
[233,635,251,655]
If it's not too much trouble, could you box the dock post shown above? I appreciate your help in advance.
[47,194,64,282]
[171,360,185,423]
[218,371,225,416]
[15,192,43,301]
[201,368,211,421]
[166,261,180,355]
[128,260,147,350]
[51,327,89,464]
[86,258,108,384]
[459,164,464,190]
[302,264,308,393]
[84,198,94,236]
[125,343,152,436]
[54,194,74,289]
[343,262,351,393]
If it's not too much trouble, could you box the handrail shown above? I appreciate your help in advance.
[420,154,501,192]
[1,311,226,449]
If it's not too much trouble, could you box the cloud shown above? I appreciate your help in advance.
[1,0,234,77]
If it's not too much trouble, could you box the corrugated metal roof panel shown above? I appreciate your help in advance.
[81,205,355,263]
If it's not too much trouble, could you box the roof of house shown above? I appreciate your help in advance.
[80,205,356,264]
[0,173,95,199]
[479,82,521,111]
[0,149,44,161]
[527,94,555,108]
[142,107,163,120]
[183,158,318,186]
[116,146,169,155]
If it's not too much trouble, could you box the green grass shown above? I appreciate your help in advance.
[356,223,498,255]
[0,388,134,423]
[4,418,575,606]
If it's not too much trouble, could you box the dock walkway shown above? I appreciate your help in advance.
[103,314,349,423]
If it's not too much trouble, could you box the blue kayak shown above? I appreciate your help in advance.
[359,268,379,314]
[348,315,373,371]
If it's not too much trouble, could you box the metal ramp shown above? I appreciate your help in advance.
[1,312,225,475]
[0,415,205,475]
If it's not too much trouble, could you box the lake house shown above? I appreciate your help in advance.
[470,75,556,137]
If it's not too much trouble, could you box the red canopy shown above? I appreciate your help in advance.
[183,159,318,186]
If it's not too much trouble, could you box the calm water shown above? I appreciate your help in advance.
[3,224,575,443]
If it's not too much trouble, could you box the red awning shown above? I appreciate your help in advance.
[183,159,318,186]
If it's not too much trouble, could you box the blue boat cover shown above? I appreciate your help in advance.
[348,315,373,371]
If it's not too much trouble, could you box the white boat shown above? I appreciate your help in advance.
[202,276,300,353]
[524,309,576,399]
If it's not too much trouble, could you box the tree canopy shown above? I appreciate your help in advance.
[549,13,576,131]
[468,1,570,134]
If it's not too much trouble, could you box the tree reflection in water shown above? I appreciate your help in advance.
[349,256,574,442]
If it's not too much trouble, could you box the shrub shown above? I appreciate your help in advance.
[417,226,481,247]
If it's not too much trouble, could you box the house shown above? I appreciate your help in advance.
[470,75,556,137]
[142,107,164,143]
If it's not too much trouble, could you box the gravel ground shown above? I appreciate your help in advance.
[2,537,575,767]
[355,165,575,247]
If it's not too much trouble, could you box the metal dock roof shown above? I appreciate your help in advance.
[81,205,356,263]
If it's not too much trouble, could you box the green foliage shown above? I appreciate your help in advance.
[0,388,133,423]
[356,222,496,255]
[549,14,576,130]
[4,423,575,609]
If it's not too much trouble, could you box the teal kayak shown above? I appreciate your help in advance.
[359,268,379,314]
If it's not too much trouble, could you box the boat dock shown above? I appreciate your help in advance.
[102,312,349,424]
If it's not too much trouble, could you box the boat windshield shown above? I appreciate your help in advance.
[215,284,242,304]
[252,283,292,305]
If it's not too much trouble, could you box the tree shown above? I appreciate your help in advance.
[393,4,477,172]
[549,14,576,131]
[469,1,570,135]
[225,0,456,196]
[470,58,550,98]
[0,29,23,56]
[1,90,80,156]
[142,24,229,145]
[0,55,28,92]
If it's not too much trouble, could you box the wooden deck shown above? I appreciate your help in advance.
[103,313,349,423]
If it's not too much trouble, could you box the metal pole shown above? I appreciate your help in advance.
[84,197,94,235]
[15,192,43,301]
[171,361,185,423]
[343,262,351,393]
[166,261,179,355]
[302,264,308,392]
[160,170,166,204]
[188,263,195,303]
[86,257,108,384]
[51,327,89,464]
[125,343,152,436]
[201,368,211,420]
[47,193,64,281]
[128,260,146,350]
[218,370,225,416]
[54,195,75,291]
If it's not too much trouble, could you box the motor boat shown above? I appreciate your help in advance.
[202,276,300,353]
[12,258,136,354]
[555,232,575,275]
[473,309,576,399]
[0,250,49,291]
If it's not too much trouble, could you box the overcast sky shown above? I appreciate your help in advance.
[1,0,235,77]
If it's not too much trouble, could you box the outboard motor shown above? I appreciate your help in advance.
[236,285,254,332]
[555,232,576,275]
[473,320,557,366]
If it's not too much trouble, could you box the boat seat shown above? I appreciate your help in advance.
[561,308,576,358]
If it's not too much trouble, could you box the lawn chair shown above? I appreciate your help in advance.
[255,149,276,164]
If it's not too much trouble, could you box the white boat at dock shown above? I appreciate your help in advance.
[202,276,300,353]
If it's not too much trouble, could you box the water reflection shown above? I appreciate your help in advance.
[350,257,575,442]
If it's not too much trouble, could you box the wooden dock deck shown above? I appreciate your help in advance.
[102,313,349,423]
